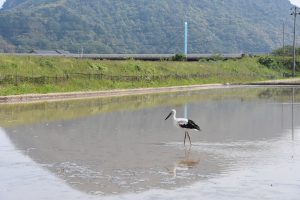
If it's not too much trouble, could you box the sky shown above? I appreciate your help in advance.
[290,0,300,7]
[0,0,5,8]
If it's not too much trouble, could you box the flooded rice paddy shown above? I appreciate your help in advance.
[0,86,300,200]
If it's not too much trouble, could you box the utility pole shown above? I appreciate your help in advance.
[183,23,189,116]
[184,22,188,60]
[291,6,300,77]
[81,46,84,59]
[283,20,285,59]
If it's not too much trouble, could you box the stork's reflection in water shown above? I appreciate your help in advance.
[168,147,200,178]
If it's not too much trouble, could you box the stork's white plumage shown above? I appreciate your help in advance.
[165,109,201,146]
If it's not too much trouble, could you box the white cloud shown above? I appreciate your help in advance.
[290,0,300,7]
[0,0,6,9]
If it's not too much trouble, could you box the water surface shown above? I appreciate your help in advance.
[0,87,300,199]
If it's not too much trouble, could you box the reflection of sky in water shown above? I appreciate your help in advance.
[0,128,91,200]
[1,127,300,200]
[1,87,300,199]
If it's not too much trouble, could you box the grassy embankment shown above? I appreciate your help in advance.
[0,55,291,96]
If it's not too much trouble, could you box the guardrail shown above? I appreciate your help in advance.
[0,73,275,85]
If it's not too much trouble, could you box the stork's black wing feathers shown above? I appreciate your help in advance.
[179,119,201,131]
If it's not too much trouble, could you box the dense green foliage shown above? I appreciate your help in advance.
[0,0,296,54]
[272,45,300,56]
[259,56,300,73]
[0,55,288,95]
[172,54,186,61]
[258,57,279,69]
[255,46,300,74]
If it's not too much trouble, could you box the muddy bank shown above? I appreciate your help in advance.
[1,78,300,104]
[0,84,227,104]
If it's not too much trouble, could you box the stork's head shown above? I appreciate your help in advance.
[165,109,176,120]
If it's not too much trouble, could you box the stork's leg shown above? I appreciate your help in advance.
[187,132,191,145]
[184,131,187,146]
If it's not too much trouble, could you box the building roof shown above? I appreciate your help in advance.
[29,50,70,55]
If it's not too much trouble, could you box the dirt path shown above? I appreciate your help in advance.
[249,77,300,85]
[0,84,228,104]
[1,78,300,104]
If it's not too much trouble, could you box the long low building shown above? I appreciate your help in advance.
[80,53,245,61]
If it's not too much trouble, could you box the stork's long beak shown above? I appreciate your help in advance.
[165,112,172,120]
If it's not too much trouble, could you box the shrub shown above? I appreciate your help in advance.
[258,57,276,68]
[172,53,186,61]
[211,54,223,61]
[135,65,141,71]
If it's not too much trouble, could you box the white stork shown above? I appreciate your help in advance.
[165,109,201,146]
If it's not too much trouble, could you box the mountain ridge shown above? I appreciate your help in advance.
[0,0,297,54]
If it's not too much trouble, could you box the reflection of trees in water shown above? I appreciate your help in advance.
[258,87,300,101]
[1,87,284,128]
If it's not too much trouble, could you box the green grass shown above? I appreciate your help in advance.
[0,55,290,96]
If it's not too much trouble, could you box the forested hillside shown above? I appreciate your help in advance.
[0,0,296,53]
